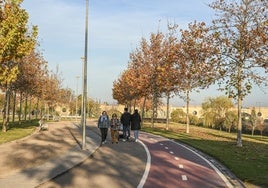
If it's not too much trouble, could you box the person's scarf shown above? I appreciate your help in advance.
[100,115,107,122]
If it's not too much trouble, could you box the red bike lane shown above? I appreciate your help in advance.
[139,132,232,188]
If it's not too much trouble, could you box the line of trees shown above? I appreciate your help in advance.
[0,0,76,132]
[171,96,267,136]
[0,1,103,132]
[112,0,268,146]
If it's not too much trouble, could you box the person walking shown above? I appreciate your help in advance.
[120,107,131,141]
[97,111,110,145]
[131,109,142,142]
[110,113,120,144]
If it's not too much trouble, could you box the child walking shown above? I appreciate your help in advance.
[110,113,120,144]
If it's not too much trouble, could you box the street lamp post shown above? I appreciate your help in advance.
[80,57,84,127]
[82,0,89,150]
[75,76,80,122]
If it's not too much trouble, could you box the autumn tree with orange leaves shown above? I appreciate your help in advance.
[113,0,268,140]
[113,24,219,129]
[160,25,181,130]
[175,21,221,133]
[113,69,137,110]
[13,49,48,123]
[128,32,169,127]
[209,0,268,146]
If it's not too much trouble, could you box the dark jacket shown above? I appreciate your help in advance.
[120,112,131,126]
[131,111,141,130]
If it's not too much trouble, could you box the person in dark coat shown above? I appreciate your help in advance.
[120,107,131,141]
[131,109,141,142]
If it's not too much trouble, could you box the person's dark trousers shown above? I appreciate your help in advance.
[100,128,108,142]
[123,125,130,139]
[123,125,127,139]
[126,125,130,139]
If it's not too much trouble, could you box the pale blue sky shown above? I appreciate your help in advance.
[21,0,267,107]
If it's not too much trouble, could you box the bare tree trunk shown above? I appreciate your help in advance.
[141,97,147,126]
[133,99,136,112]
[24,95,28,121]
[237,98,243,146]
[129,101,132,114]
[19,92,23,124]
[166,94,170,130]
[28,96,32,120]
[237,65,243,147]
[2,87,10,132]
[36,98,39,119]
[7,89,11,124]
[186,90,190,134]
[151,93,158,128]
[12,91,16,123]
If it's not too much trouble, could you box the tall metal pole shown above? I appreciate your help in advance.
[82,0,89,150]
[80,57,84,127]
[75,76,80,122]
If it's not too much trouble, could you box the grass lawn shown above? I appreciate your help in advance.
[142,122,268,188]
[0,120,39,144]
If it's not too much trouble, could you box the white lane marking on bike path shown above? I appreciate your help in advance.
[137,140,151,188]
[140,132,233,188]
[182,175,188,181]
[170,140,234,188]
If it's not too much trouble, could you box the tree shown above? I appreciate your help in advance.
[202,96,234,130]
[170,108,186,123]
[145,32,166,127]
[160,24,181,130]
[256,117,265,137]
[0,0,38,132]
[112,69,136,108]
[249,107,257,136]
[87,98,101,118]
[127,37,157,122]
[42,68,62,115]
[209,0,268,146]
[115,32,167,127]
[13,49,47,122]
[224,111,238,133]
[175,21,220,133]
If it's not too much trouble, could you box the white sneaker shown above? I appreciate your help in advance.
[102,141,105,145]
[122,139,126,142]
[135,139,138,142]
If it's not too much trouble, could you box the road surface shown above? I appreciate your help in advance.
[38,130,233,188]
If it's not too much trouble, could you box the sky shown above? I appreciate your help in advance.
[21,0,268,107]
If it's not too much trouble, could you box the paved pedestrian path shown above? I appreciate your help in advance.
[0,121,100,188]
[37,134,148,188]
